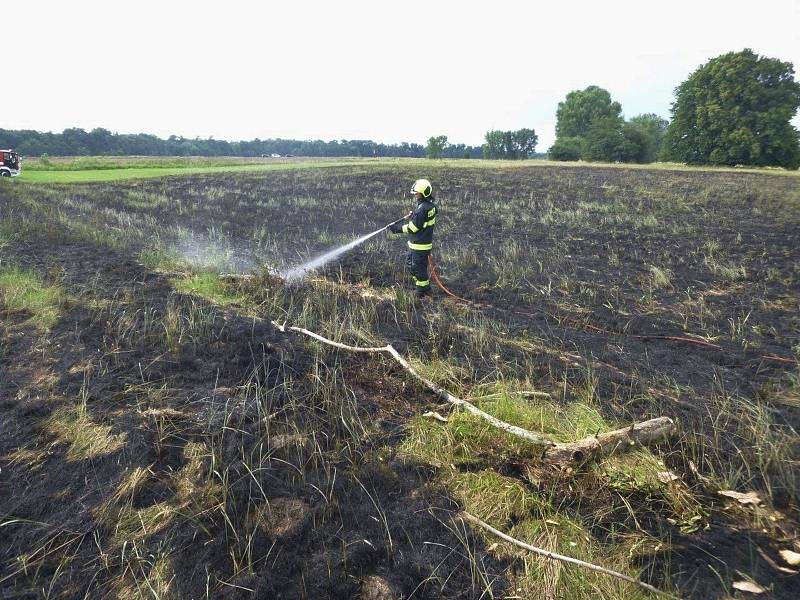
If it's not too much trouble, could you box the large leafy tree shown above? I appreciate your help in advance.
[661,49,800,168]
[555,86,623,138]
[627,114,669,163]
[482,130,505,159]
[426,135,448,159]
[583,117,635,162]
[550,85,644,162]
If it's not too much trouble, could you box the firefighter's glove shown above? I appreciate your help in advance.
[388,223,403,234]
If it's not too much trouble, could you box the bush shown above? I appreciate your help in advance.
[548,137,584,161]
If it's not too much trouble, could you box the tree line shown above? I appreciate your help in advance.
[424,130,544,160]
[548,49,800,168]
[3,49,798,168]
[0,128,484,159]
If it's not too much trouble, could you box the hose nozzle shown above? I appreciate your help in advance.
[384,211,413,231]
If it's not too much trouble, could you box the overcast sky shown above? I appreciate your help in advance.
[8,1,800,150]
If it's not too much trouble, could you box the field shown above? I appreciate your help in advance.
[1,160,799,599]
[16,156,384,183]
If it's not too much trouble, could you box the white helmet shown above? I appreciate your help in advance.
[410,178,432,198]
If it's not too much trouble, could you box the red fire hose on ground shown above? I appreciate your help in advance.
[427,255,799,365]
[428,254,470,304]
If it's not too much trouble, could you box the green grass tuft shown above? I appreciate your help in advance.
[0,264,66,328]
[171,272,247,306]
[45,406,127,462]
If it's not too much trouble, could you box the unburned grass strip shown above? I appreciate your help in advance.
[0,264,67,329]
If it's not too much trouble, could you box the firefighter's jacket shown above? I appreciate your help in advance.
[402,198,437,251]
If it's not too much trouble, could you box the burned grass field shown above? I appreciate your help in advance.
[1,162,799,599]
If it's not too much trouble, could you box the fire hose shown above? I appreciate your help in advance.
[379,210,797,365]
[426,254,798,365]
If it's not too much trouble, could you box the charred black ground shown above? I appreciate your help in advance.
[1,231,508,599]
[1,162,798,599]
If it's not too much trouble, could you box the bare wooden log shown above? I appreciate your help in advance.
[542,417,675,466]
[461,512,680,599]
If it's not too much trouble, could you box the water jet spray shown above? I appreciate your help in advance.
[281,214,410,281]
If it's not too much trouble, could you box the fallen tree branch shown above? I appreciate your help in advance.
[461,512,680,599]
[273,321,387,353]
[272,321,555,447]
[469,390,552,400]
[272,321,677,463]
[542,417,675,466]
[382,344,558,447]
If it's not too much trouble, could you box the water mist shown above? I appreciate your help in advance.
[281,225,388,281]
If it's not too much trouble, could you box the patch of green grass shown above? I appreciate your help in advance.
[600,450,709,533]
[15,158,385,183]
[711,261,748,281]
[451,469,547,522]
[24,155,267,171]
[108,501,178,547]
[171,272,247,306]
[11,154,800,184]
[402,388,612,469]
[400,382,683,597]
[488,392,609,442]
[500,518,658,600]
[138,248,182,271]
[446,469,659,599]
[0,264,66,328]
[601,450,667,494]
[18,165,273,183]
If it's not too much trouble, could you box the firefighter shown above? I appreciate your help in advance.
[389,178,437,297]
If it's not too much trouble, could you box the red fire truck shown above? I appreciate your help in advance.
[1,149,21,177]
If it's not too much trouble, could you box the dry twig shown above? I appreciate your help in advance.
[272,321,555,446]
[461,512,680,599]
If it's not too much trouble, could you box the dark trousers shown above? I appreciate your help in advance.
[406,250,431,295]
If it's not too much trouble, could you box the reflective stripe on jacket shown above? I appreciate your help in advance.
[402,198,437,251]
